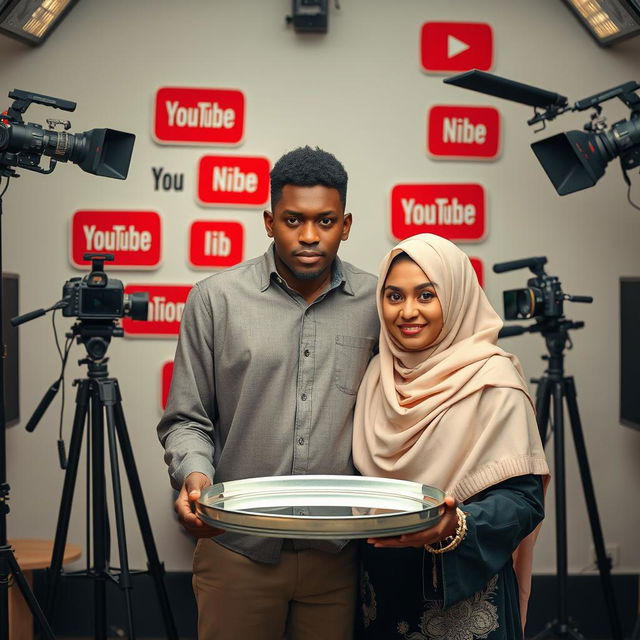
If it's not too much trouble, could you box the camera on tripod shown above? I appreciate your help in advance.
[494,256,592,322]
[490,255,624,639]
[62,253,148,321]
[11,253,149,336]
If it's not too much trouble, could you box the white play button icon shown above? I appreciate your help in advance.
[421,22,493,72]
[448,34,470,58]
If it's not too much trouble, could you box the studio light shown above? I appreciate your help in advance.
[562,0,640,46]
[0,0,79,46]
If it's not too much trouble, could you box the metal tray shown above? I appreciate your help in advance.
[196,474,444,539]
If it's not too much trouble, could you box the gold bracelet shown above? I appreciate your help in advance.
[424,508,468,554]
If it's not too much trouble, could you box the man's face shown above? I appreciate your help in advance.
[264,184,352,284]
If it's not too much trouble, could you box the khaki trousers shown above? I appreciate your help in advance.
[192,538,357,640]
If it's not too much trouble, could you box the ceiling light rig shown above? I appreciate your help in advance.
[0,0,79,46]
[562,0,640,46]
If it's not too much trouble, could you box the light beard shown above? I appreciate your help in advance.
[290,266,329,280]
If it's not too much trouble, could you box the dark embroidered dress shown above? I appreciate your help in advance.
[356,475,544,640]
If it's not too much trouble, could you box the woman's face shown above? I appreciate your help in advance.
[382,258,444,351]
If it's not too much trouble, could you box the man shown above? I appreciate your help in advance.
[158,146,379,639]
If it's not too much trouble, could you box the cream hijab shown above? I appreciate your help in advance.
[352,233,549,622]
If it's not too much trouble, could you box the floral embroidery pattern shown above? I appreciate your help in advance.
[397,574,499,640]
[361,570,377,628]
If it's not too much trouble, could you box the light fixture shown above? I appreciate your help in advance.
[287,0,329,34]
[0,0,79,46]
[562,0,640,46]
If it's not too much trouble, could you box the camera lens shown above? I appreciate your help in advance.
[516,289,535,318]
[125,292,149,321]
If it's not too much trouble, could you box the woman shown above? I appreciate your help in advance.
[353,234,550,640]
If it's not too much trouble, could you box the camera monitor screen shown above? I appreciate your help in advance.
[620,278,640,431]
[81,287,123,317]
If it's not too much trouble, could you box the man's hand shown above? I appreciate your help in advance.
[175,472,224,538]
[366,495,460,548]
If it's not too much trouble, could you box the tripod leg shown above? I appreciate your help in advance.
[0,555,6,640]
[564,377,624,640]
[91,386,109,640]
[0,547,56,640]
[45,379,90,620]
[534,376,551,444]
[100,380,136,640]
[113,394,179,640]
[552,381,569,629]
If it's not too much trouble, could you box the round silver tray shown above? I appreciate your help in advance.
[196,474,444,539]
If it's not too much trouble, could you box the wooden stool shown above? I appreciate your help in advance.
[8,538,82,640]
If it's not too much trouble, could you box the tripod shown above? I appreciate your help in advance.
[0,183,57,640]
[493,255,624,639]
[529,318,623,640]
[39,320,179,640]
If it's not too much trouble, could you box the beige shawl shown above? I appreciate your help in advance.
[352,233,549,623]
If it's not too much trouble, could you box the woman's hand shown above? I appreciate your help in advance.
[367,495,459,548]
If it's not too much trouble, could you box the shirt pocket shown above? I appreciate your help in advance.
[335,335,376,395]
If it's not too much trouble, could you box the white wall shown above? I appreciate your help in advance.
[1,0,639,574]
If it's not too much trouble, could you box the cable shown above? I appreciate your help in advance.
[627,180,640,211]
[51,309,73,468]
[0,176,10,200]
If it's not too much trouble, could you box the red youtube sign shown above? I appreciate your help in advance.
[197,155,270,207]
[428,106,500,159]
[469,257,484,287]
[123,284,192,337]
[190,221,244,268]
[421,22,493,73]
[390,184,485,242]
[161,361,174,410]
[154,87,245,145]
[71,210,162,269]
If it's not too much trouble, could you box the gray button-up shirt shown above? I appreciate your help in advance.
[158,245,379,562]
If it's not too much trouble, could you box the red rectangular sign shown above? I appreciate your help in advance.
[189,221,244,268]
[71,210,161,269]
[428,106,500,159]
[421,22,493,73]
[390,184,485,242]
[197,155,270,206]
[469,257,484,287]
[161,361,174,410]
[123,284,192,337]
[154,87,245,145]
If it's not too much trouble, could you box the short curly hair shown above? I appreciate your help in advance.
[270,146,348,211]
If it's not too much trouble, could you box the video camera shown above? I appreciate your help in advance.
[62,254,148,321]
[493,256,592,322]
[11,253,148,331]
[444,70,640,196]
[0,89,135,179]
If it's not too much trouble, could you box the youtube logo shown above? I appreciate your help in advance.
[421,22,493,73]
[154,87,245,145]
[428,105,500,159]
[390,183,486,242]
[198,155,270,207]
[189,220,244,268]
[123,284,192,337]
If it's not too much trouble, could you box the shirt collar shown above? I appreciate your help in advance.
[259,243,354,296]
